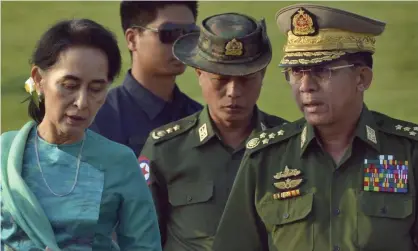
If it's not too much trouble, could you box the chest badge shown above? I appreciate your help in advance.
[273,166,304,200]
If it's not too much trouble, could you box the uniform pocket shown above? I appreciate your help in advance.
[259,192,314,251]
[357,191,415,250]
[168,181,213,206]
[167,181,216,237]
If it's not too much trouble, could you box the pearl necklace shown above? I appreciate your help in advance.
[34,132,85,197]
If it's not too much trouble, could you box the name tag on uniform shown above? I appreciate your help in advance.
[363,155,408,193]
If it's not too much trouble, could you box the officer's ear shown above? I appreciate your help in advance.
[356,66,373,92]
[125,28,139,53]
[195,69,203,86]
[195,69,202,77]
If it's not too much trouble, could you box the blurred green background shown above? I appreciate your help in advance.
[2,1,418,132]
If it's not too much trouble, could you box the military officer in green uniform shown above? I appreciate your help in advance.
[213,4,418,251]
[139,13,288,251]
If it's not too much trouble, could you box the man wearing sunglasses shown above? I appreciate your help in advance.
[213,4,418,251]
[139,13,288,251]
[91,1,202,157]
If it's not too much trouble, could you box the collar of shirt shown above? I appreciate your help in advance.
[193,105,267,148]
[122,70,185,120]
[300,104,381,156]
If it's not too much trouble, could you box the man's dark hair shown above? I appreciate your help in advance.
[344,52,373,69]
[120,1,198,33]
[28,18,122,123]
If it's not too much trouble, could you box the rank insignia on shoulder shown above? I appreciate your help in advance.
[246,129,287,150]
[246,137,260,149]
[272,165,304,200]
[363,155,408,193]
[151,124,181,140]
[394,124,418,136]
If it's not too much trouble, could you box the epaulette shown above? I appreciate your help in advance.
[245,118,305,155]
[261,111,289,128]
[149,114,198,145]
[372,111,418,141]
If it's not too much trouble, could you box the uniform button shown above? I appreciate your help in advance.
[334,208,341,215]
[283,213,290,219]
[187,195,193,202]
[333,245,340,251]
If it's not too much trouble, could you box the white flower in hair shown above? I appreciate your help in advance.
[24,77,35,94]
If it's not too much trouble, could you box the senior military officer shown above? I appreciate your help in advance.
[139,13,288,251]
[213,4,418,251]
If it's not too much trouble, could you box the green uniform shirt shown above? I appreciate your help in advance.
[140,105,287,251]
[213,105,418,251]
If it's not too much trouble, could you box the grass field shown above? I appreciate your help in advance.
[2,1,418,133]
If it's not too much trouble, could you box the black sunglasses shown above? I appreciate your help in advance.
[132,22,200,44]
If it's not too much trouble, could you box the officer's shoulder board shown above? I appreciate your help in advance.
[148,113,198,145]
[261,111,289,128]
[373,111,418,142]
[245,118,305,155]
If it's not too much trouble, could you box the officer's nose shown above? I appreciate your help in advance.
[299,73,318,93]
[226,79,242,98]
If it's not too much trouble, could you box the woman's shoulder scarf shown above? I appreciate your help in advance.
[1,121,61,250]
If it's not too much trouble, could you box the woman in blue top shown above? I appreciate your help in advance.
[1,18,162,251]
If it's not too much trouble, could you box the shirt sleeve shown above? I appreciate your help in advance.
[139,138,169,246]
[115,150,162,251]
[213,153,268,251]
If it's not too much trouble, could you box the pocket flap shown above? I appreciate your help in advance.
[168,181,214,206]
[261,193,314,225]
[359,191,413,219]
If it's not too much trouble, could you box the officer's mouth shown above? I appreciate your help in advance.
[302,101,325,112]
[223,105,245,113]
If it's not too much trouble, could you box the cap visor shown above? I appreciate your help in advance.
[279,50,348,67]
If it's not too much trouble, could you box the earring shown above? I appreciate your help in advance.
[38,92,44,102]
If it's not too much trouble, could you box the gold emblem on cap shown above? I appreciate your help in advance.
[292,8,316,36]
[225,38,243,56]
